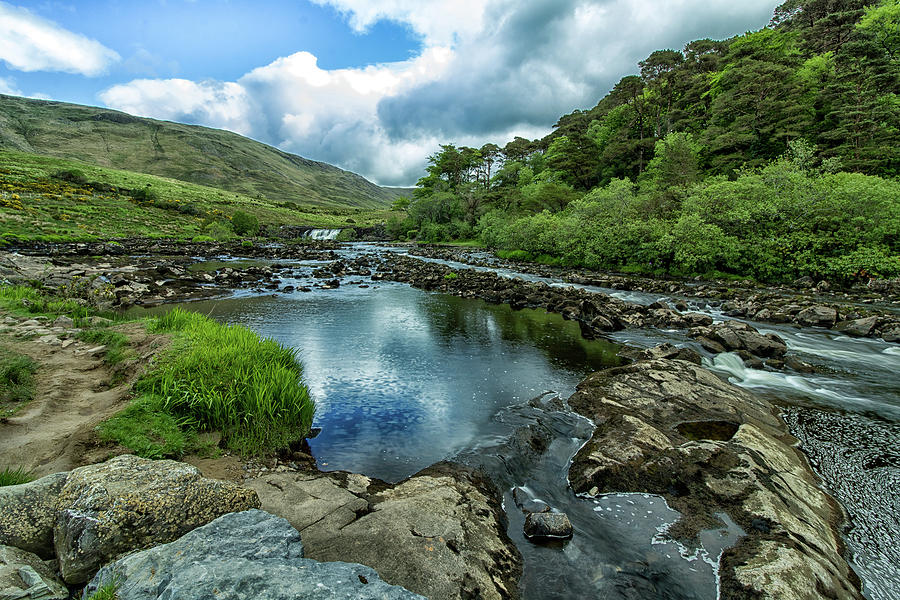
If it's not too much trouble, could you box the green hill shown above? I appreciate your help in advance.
[0,149,394,243]
[0,94,402,209]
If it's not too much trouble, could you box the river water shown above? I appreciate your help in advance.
[164,244,898,600]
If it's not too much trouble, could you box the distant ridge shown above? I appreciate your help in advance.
[0,94,403,208]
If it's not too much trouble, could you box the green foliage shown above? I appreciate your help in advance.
[84,582,119,600]
[231,210,259,236]
[75,328,130,366]
[192,235,215,242]
[97,395,188,459]
[203,221,234,241]
[241,239,253,248]
[135,309,314,456]
[443,272,459,280]
[0,348,37,410]
[0,466,35,486]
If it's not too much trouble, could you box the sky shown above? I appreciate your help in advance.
[0,0,779,186]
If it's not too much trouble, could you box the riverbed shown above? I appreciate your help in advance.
[145,243,899,600]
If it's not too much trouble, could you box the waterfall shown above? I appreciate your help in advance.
[303,229,342,240]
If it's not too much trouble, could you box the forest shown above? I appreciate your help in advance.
[391,0,900,284]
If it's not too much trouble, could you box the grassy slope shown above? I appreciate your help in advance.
[0,150,394,241]
[0,94,407,209]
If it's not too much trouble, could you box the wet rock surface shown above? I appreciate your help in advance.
[522,513,573,541]
[246,462,521,600]
[85,509,424,600]
[566,357,863,600]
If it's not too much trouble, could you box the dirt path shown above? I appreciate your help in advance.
[0,319,166,477]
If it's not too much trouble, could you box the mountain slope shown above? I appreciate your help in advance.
[0,94,401,209]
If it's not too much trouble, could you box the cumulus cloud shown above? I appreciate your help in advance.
[99,0,777,186]
[0,2,119,75]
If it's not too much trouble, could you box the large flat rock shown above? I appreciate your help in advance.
[247,462,521,600]
[567,358,862,600]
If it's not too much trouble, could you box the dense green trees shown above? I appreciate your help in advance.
[397,1,900,283]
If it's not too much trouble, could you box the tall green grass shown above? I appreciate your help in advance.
[0,348,37,414]
[126,308,314,456]
[0,466,35,486]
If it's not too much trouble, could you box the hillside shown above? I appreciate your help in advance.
[0,150,393,243]
[0,94,403,209]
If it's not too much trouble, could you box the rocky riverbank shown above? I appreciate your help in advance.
[567,356,863,600]
[409,245,900,343]
[0,455,520,599]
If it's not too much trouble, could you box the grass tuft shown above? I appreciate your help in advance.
[0,466,35,486]
[76,328,131,366]
[84,582,119,600]
[0,348,37,415]
[101,308,314,457]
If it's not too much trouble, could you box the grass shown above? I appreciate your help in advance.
[84,582,119,600]
[75,328,131,366]
[0,150,395,244]
[99,308,314,458]
[0,348,37,416]
[0,466,35,486]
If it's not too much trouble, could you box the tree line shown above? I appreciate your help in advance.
[389,0,900,283]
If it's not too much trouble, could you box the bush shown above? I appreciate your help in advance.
[191,235,215,243]
[204,221,233,241]
[130,186,159,203]
[241,240,253,248]
[52,169,87,185]
[231,211,259,236]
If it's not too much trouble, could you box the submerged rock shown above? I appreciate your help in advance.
[54,454,260,584]
[523,512,573,541]
[246,462,521,600]
[84,509,423,600]
[567,359,863,600]
[0,545,68,600]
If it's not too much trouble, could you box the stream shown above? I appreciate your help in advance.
[157,243,899,600]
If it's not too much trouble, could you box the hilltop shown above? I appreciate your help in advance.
[0,94,405,209]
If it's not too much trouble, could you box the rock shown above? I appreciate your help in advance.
[246,463,521,600]
[567,359,863,600]
[0,545,68,600]
[795,305,837,328]
[84,510,423,600]
[51,316,74,328]
[0,473,68,559]
[882,326,900,343]
[54,454,260,584]
[835,316,878,337]
[682,312,713,327]
[523,512,573,541]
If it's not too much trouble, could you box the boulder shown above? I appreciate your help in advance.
[690,322,787,359]
[834,316,878,337]
[795,305,837,328]
[523,512,573,541]
[0,473,67,559]
[246,463,521,600]
[0,545,68,600]
[567,359,863,600]
[54,455,259,584]
[84,510,423,600]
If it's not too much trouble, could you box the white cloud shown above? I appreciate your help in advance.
[99,0,778,186]
[0,76,22,96]
[0,2,119,76]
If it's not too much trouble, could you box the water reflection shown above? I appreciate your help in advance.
[159,284,620,482]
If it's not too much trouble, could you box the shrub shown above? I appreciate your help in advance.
[191,235,215,243]
[52,169,87,185]
[130,186,159,203]
[231,211,259,236]
[241,240,253,248]
[203,221,233,241]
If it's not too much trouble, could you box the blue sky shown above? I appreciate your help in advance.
[0,0,779,185]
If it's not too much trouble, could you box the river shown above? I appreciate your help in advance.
[161,243,899,600]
